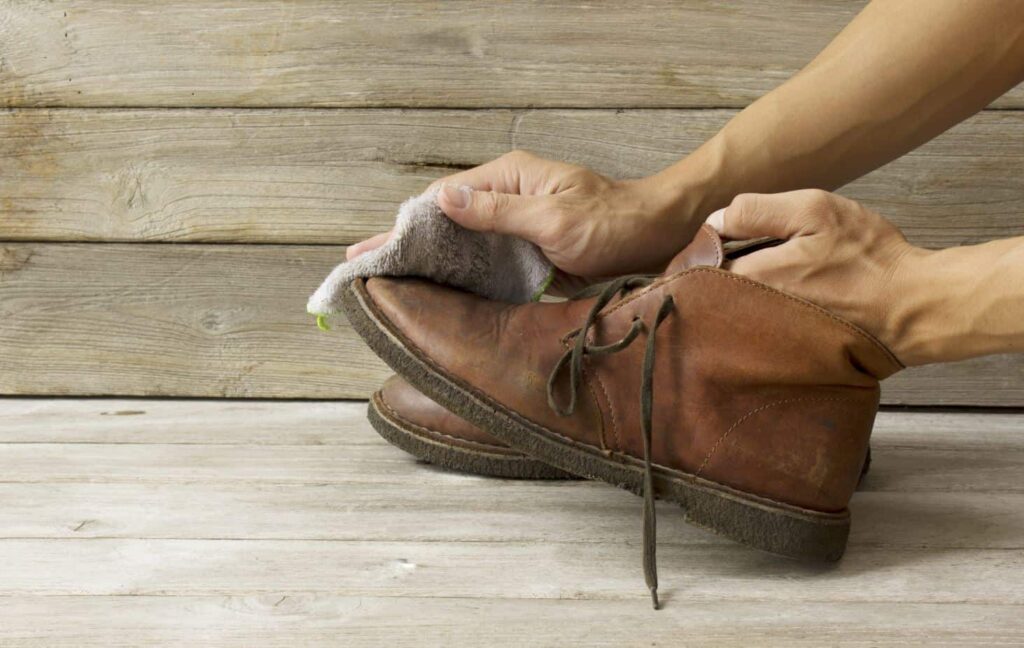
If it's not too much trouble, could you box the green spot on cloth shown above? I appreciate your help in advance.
[532,268,556,301]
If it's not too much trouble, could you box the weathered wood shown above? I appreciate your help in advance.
[0,243,1020,404]
[2,108,1023,247]
[8,0,1021,110]
[0,400,1018,446]
[0,242,388,398]
[1,597,1019,647]
[0,400,1020,548]
[0,398,374,445]
[0,399,1019,489]
[884,355,1024,407]
[0,400,1020,645]
[1,537,1021,602]
[3,480,1022,550]
[0,438,1020,493]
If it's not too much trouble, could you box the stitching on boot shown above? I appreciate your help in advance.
[560,336,611,452]
[596,268,903,369]
[353,280,580,448]
[353,279,868,516]
[587,364,619,452]
[356,277,854,517]
[695,396,850,477]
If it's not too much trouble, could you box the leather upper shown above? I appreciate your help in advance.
[363,227,903,513]
[378,374,521,455]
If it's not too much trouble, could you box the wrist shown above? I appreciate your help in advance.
[630,142,726,241]
[888,240,1022,366]
[885,247,956,366]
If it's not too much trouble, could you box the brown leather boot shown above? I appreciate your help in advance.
[369,374,574,479]
[364,226,726,480]
[342,226,901,606]
[371,374,872,483]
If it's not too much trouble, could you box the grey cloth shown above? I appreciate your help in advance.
[308,187,554,323]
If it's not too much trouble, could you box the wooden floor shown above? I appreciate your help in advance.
[0,400,1020,646]
[3,2,1022,645]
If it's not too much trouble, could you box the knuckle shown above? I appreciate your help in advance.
[541,219,575,249]
[793,189,838,229]
[563,166,596,187]
[799,188,834,210]
[476,192,505,229]
[545,218,571,244]
[728,193,759,215]
[539,200,573,242]
[478,190,498,212]
[505,149,534,163]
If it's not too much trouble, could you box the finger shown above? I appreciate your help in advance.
[726,243,795,281]
[707,191,823,241]
[437,183,554,242]
[428,152,535,195]
[346,230,393,260]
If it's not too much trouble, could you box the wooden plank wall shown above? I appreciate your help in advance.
[1,1,1022,405]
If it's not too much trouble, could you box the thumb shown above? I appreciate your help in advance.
[706,192,812,241]
[437,183,550,242]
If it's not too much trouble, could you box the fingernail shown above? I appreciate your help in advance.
[706,208,725,233]
[441,183,471,209]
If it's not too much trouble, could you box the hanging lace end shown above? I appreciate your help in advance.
[543,274,674,611]
[642,483,660,611]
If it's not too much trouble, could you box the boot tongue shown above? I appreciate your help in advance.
[664,224,724,274]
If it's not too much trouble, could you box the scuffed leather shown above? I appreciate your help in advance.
[379,375,520,454]
[364,230,902,513]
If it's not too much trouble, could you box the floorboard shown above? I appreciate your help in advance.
[0,399,1020,645]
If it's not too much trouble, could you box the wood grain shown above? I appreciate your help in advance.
[0,404,1020,601]
[1,402,1022,547]
[0,597,1019,647]
[0,399,1021,645]
[0,439,1019,492]
[0,398,374,444]
[3,108,1023,246]
[0,242,389,398]
[0,401,1022,496]
[8,0,1022,110]
[3,537,1022,602]
[2,0,1022,642]
[2,400,1019,445]
[0,243,1020,403]
[3,479,1023,549]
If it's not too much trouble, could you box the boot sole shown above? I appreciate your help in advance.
[368,391,576,480]
[343,278,850,562]
[371,388,867,486]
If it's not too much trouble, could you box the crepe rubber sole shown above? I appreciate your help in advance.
[368,391,576,480]
[344,278,851,562]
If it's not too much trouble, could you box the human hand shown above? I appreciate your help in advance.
[346,150,699,291]
[708,190,928,365]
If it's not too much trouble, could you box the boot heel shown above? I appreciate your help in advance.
[662,475,850,562]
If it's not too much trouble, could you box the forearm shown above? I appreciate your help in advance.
[894,236,1024,365]
[646,0,1024,231]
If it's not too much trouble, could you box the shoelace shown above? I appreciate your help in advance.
[546,275,675,609]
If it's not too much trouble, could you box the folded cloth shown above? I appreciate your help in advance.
[307,187,554,329]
